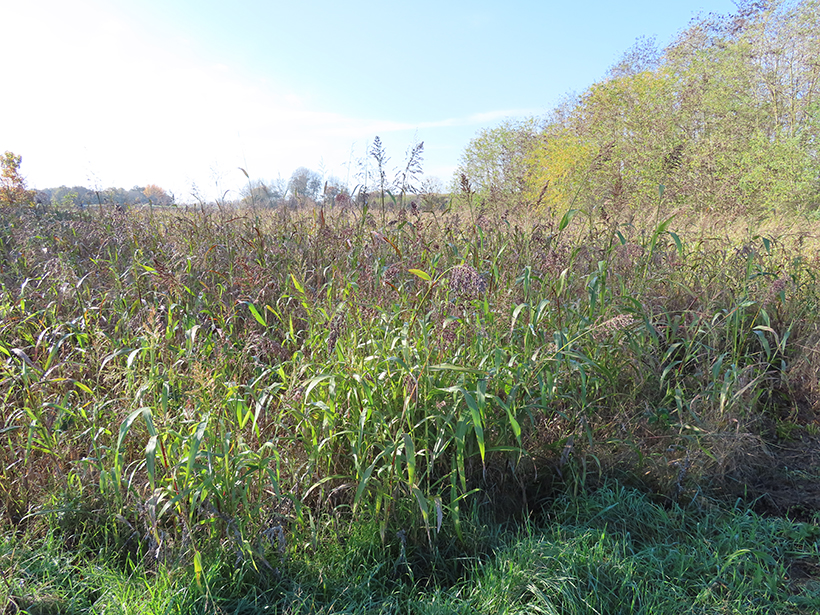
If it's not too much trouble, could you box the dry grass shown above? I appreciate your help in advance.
[1,199,819,565]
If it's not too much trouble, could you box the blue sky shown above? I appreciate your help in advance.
[3,0,737,201]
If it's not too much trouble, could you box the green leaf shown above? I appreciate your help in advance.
[403,433,416,486]
[245,302,267,327]
[73,381,94,396]
[459,387,485,464]
[115,406,152,488]
[411,485,430,529]
[304,374,334,401]
[43,333,71,372]
[558,208,579,232]
[656,214,676,235]
[303,474,348,503]
[496,396,522,445]
[353,461,377,513]
[291,274,306,295]
[407,268,431,281]
[146,435,158,493]
[753,329,772,359]
[557,268,568,298]
[455,418,468,492]
[193,550,204,589]
[100,347,132,371]
[186,416,209,479]
[510,303,527,332]
[126,347,143,369]
[668,231,683,258]
[352,451,388,514]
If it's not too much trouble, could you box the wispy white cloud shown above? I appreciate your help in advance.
[342,109,538,134]
[2,0,527,200]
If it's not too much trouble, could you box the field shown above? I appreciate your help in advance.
[2,198,820,613]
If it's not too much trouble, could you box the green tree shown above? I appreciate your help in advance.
[510,0,820,217]
[456,118,541,206]
[661,0,820,212]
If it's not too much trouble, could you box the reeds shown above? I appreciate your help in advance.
[1,198,818,593]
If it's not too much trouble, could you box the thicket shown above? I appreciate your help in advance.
[458,0,820,217]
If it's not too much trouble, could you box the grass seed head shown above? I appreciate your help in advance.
[448,264,486,300]
[592,314,637,342]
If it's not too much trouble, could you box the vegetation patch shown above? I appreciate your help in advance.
[2,1,820,611]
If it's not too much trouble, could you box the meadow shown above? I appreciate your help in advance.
[1,193,819,613]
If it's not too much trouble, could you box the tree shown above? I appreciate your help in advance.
[510,0,820,217]
[143,184,173,207]
[288,167,323,201]
[607,36,662,80]
[240,178,285,208]
[0,151,35,207]
[456,118,541,206]
[50,186,79,209]
[660,0,820,212]
[321,176,348,207]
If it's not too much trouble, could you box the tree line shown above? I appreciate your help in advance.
[458,0,820,218]
[239,139,434,212]
[37,184,175,209]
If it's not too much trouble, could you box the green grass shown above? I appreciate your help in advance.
[1,198,820,612]
[3,484,818,613]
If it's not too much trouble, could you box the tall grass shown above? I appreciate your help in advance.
[1,197,819,606]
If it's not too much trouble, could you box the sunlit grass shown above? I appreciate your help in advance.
[1,198,820,611]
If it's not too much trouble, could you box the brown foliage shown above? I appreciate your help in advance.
[0,151,35,208]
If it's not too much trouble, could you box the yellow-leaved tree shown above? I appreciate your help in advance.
[143,184,173,207]
[1,151,35,208]
[524,128,595,216]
